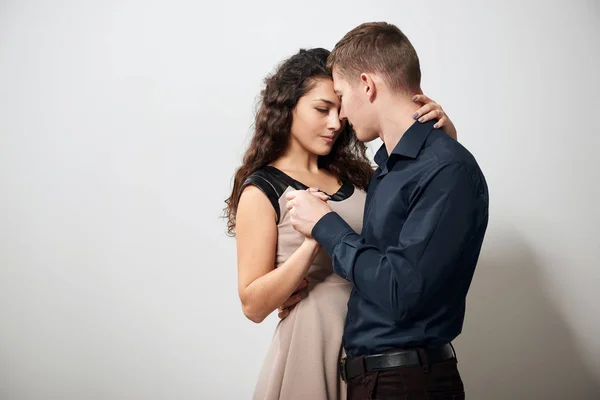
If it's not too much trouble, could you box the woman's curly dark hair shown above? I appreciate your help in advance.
[224,48,373,236]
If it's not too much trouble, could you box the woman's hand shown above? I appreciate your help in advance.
[412,94,457,140]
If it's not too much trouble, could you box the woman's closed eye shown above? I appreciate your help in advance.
[316,108,329,114]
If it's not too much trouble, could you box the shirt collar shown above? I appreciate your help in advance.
[374,119,437,176]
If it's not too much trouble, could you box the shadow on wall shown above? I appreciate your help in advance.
[454,225,600,400]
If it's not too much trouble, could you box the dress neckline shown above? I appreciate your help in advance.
[264,165,355,202]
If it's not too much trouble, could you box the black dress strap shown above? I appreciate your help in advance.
[240,168,288,224]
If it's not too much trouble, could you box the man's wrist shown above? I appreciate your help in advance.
[311,211,354,256]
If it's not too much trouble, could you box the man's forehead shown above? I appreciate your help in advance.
[331,67,341,79]
[331,71,345,91]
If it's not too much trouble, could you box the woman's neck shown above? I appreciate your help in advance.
[271,140,320,173]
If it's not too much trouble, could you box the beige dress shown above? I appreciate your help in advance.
[242,166,366,400]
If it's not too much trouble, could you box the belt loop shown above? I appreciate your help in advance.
[417,348,430,373]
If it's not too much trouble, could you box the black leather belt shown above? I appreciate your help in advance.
[340,343,456,381]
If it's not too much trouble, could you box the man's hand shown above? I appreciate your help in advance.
[278,278,309,320]
[286,189,332,237]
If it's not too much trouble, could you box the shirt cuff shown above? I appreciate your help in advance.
[312,211,354,256]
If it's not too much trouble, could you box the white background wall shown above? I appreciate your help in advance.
[1,0,599,399]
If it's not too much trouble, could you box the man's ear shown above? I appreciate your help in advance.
[360,73,377,102]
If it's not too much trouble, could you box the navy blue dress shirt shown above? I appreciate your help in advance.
[312,120,489,357]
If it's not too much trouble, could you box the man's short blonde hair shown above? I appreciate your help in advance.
[327,22,421,94]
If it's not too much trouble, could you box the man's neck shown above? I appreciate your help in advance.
[378,96,422,155]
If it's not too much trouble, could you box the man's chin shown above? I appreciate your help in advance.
[356,130,377,143]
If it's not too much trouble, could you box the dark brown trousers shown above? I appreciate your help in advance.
[346,358,464,400]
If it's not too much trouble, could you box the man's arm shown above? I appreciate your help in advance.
[312,162,488,322]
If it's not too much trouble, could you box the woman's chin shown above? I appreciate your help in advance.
[316,144,335,156]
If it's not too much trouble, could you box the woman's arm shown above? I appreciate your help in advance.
[236,185,320,323]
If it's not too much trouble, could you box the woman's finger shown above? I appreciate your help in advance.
[413,103,436,120]
[418,108,444,123]
[412,94,433,104]
[433,116,448,129]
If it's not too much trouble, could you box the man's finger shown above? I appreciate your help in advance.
[293,278,309,293]
[285,190,300,200]
[309,192,330,201]
[281,293,302,309]
[286,199,295,210]
[306,187,331,201]
[278,308,290,319]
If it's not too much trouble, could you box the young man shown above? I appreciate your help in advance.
[286,22,489,399]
